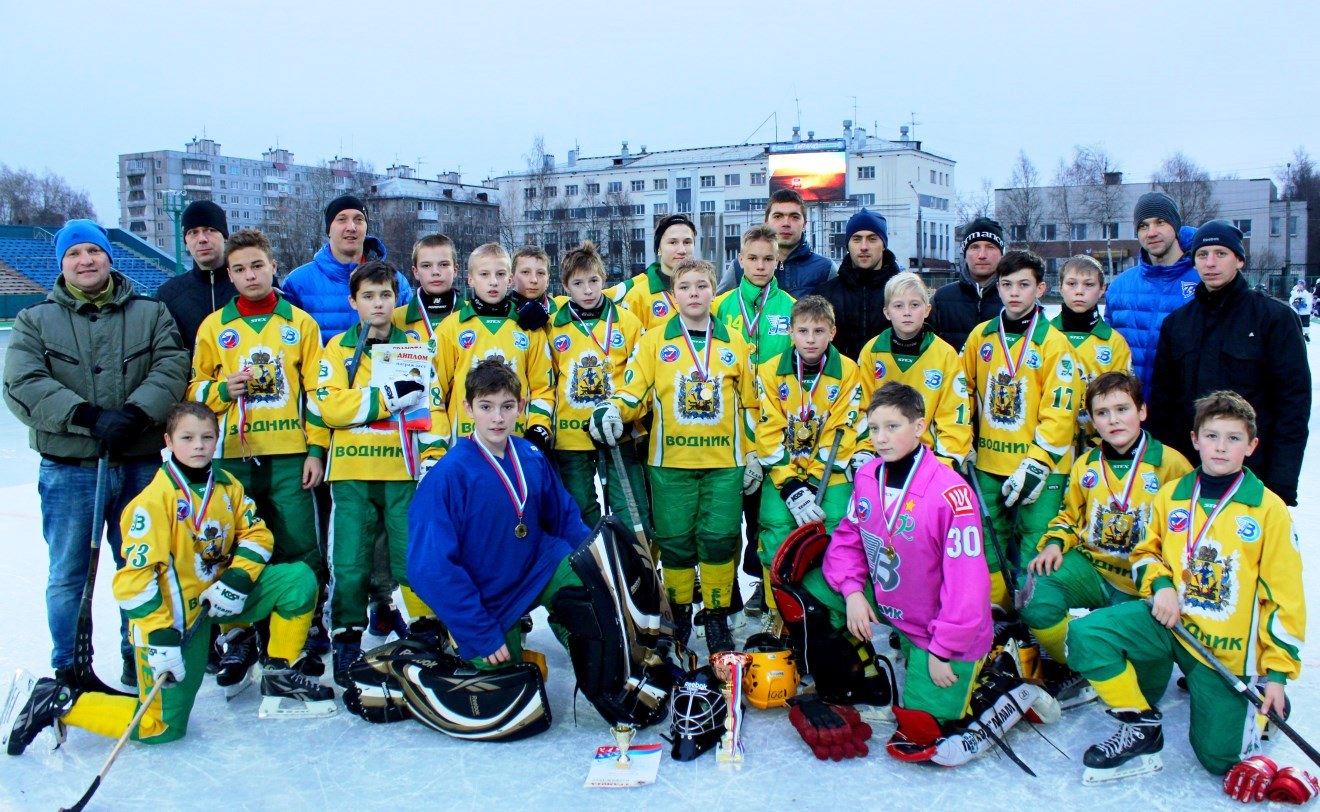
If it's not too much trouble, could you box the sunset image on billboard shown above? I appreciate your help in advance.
[768,150,847,201]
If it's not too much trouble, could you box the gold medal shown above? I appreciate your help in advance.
[603,361,614,375]
[884,544,895,557]
[515,523,528,539]
[700,387,714,401]
[795,424,813,442]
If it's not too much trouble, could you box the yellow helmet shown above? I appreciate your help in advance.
[744,649,801,710]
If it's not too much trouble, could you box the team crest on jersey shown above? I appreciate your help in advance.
[1143,472,1160,493]
[979,343,993,362]
[1089,502,1148,557]
[458,329,476,349]
[1182,281,1197,299]
[1095,346,1112,365]
[660,344,680,363]
[553,334,571,353]
[513,331,529,351]
[280,326,299,345]
[786,414,819,459]
[652,300,669,317]
[1058,357,1074,381]
[718,348,735,366]
[1025,350,1042,369]
[1168,508,1191,533]
[610,330,625,348]
[218,328,240,350]
[567,353,611,407]
[473,349,516,374]
[1236,516,1261,542]
[192,521,228,582]
[244,347,288,406]
[924,370,943,390]
[942,485,975,517]
[873,360,887,380]
[176,498,191,521]
[985,370,1026,430]
[777,382,790,401]
[767,315,790,335]
[826,385,839,402]
[1183,543,1238,620]
[1080,468,1099,489]
[406,330,421,342]
[675,371,722,424]
[953,373,969,398]
[860,528,900,592]
[857,497,872,523]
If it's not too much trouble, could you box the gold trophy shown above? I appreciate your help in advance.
[611,723,636,768]
[710,651,752,765]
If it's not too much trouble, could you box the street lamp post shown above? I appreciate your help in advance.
[908,181,923,273]
[162,191,186,274]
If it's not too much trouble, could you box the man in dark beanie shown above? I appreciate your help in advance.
[156,200,237,351]
[930,216,1005,352]
[1104,190,1199,402]
[283,194,412,338]
[606,213,698,330]
[1149,220,1310,505]
[815,208,901,358]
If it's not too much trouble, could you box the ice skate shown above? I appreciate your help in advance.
[3,673,77,756]
[1081,707,1163,785]
[258,659,336,720]
[215,627,259,700]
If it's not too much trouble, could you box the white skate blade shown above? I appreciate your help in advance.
[258,695,337,720]
[50,719,66,751]
[222,665,258,701]
[1057,684,1098,710]
[1082,754,1163,785]
[0,670,37,752]
[856,703,896,724]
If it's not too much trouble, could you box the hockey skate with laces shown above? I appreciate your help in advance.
[1082,707,1163,784]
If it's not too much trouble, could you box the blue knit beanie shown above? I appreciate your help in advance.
[1133,191,1182,232]
[54,220,113,268]
[1189,219,1245,261]
[846,208,888,246]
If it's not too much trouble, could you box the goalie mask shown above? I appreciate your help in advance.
[666,666,727,761]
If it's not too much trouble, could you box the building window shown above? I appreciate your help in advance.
[830,220,845,233]
[565,230,579,244]
[1290,216,1299,237]
[930,170,937,184]
[631,228,645,240]
[725,224,740,237]
[724,174,740,186]
[1010,224,1028,242]
[1233,219,1252,237]
[1040,224,1057,241]
[631,205,644,216]
[1070,223,1088,241]
[851,193,875,206]
[1101,222,1120,240]
[525,188,537,200]
[544,186,557,198]
[700,200,716,213]
[587,229,601,242]
[1271,217,1281,237]
[676,177,691,190]
[654,202,669,216]
[725,199,739,212]
[565,184,578,196]
[608,181,623,194]
[676,201,692,214]
[700,175,716,188]
[654,178,667,191]
[857,166,875,180]
[630,180,645,192]
[751,172,766,185]
[586,182,600,195]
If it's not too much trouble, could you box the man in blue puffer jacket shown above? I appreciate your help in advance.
[283,195,412,340]
[1104,191,1199,402]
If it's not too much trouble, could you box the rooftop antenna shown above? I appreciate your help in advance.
[908,112,921,142]
[850,95,858,127]
[416,156,425,175]
[794,94,802,129]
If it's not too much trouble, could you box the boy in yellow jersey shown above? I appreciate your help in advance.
[5,403,332,756]
[1067,391,1305,783]
[857,272,971,469]
[315,262,449,688]
[1021,372,1190,703]
[434,242,555,452]
[188,228,329,672]
[393,233,463,344]
[547,241,648,530]
[511,244,562,328]
[607,214,696,331]
[591,258,758,652]
[1051,255,1133,455]
[963,250,1080,607]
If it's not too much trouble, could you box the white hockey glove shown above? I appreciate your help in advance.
[959,447,977,478]
[847,450,876,481]
[382,379,426,414]
[589,402,624,447]
[200,579,248,618]
[742,452,764,495]
[783,480,826,527]
[1002,458,1050,507]
[417,458,437,482]
[147,642,186,683]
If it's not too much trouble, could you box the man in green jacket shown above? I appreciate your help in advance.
[3,220,189,688]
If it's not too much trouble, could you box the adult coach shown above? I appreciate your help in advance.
[816,208,901,359]
[1148,220,1310,506]
[930,217,1005,351]
[155,200,237,352]
[3,220,189,685]
[719,190,833,298]
[1104,191,1198,401]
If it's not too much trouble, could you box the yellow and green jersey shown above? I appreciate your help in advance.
[1050,314,1134,453]
[858,329,973,466]
[116,463,271,646]
[963,310,1080,476]
[189,297,328,459]
[547,301,643,452]
[314,324,449,482]
[1133,469,1305,682]
[712,278,795,376]
[611,316,757,469]
[756,346,862,489]
[607,263,677,332]
[1040,433,1192,594]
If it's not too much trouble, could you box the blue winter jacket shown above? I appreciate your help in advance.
[281,236,412,341]
[1105,225,1199,402]
[776,238,835,298]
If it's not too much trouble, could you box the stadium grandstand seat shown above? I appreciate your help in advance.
[0,225,179,295]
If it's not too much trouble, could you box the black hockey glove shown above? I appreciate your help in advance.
[516,299,550,331]
[524,425,553,455]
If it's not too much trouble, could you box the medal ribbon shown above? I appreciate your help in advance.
[737,283,770,341]
[1100,432,1148,512]
[570,302,615,363]
[996,308,1039,377]
[164,458,215,534]
[1184,472,1244,566]
[877,446,925,540]
[236,394,253,461]
[397,419,418,478]
[678,319,714,383]
[795,351,825,423]
[472,434,528,526]
[414,286,438,344]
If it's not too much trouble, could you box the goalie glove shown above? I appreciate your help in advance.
[1224,756,1278,803]
[524,425,553,455]
[1268,766,1320,805]
[589,402,624,447]
[382,379,426,414]
[1001,457,1050,507]
[515,298,550,330]
[787,696,872,760]
[847,450,876,482]
[147,642,186,683]
[782,479,825,527]
[200,578,248,618]
[742,452,764,495]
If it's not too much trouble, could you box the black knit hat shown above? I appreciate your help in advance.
[653,214,697,253]
[325,195,368,234]
[960,217,1006,255]
[181,200,229,238]
[1189,219,1245,261]
[1133,191,1181,232]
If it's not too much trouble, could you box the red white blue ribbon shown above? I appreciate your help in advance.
[678,319,714,383]
[472,433,528,527]
[997,308,1039,378]
[1184,471,1243,566]
[165,458,215,533]
[1100,432,1148,512]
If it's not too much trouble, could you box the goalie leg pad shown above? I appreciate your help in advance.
[931,677,1042,767]
[395,656,551,742]
[887,705,942,762]
[342,637,440,724]
[801,617,895,710]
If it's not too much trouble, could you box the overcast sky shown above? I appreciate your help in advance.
[3,0,1315,223]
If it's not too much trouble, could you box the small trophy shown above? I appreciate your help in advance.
[611,723,636,768]
[710,651,752,766]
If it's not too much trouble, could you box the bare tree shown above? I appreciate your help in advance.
[955,178,995,225]
[1279,148,1319,277]
[1075,146,1125,280]
[1053,151,1089,256]
[0,164,96,225]
[1152,152,1219,227]
[999,151,1044,252]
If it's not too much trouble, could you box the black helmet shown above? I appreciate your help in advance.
[665,665,726,762]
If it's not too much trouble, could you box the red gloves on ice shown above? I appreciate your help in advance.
[787,696,873,761]
[1223,756,1319,804]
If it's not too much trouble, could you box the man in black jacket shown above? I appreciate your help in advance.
[816,208,901,359]
[1149,220,1310,505]
[930,217,1005,352]
[156,200,236,352]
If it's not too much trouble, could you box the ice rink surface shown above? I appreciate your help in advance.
[1,324,1318,811]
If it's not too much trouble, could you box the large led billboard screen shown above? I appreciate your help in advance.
[767,142,848,202]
